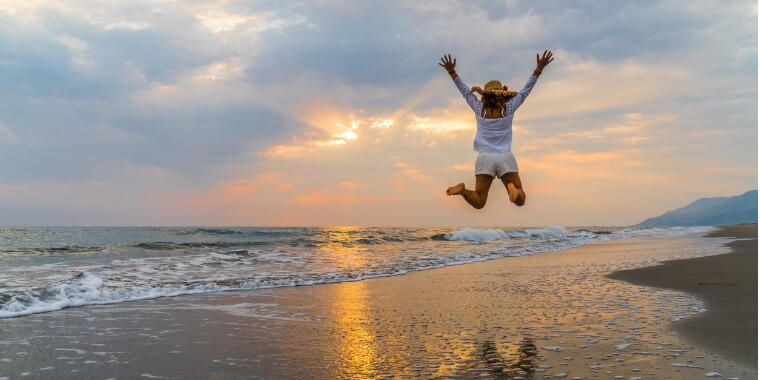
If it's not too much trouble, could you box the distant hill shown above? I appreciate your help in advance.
[638,190,758,226]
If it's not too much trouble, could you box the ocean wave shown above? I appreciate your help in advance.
[130,241,269,250]
[1,245,106,256]
[0,272,212,318]
[441,226,573,242]
[175,228,245,236]
[0,226,713,319]
[173,228,308,237]
[443,228,513,242]
[0,270,390,319]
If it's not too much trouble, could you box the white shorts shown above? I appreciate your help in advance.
[475,152,519,178]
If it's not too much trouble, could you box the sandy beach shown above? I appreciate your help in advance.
[608,224,758,368]
[0,228,756,379]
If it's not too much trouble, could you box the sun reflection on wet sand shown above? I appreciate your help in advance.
[322,227,379,378]
[329,281,378,379]
[1,236,752,379]
[309,237,750,379]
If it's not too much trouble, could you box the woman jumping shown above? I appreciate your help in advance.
[440,50,554,209]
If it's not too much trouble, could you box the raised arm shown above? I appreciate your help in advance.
[439,54,480,112]
[509,50,554,111]
[533,49,554,78]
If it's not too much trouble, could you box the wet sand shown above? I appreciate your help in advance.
[608,224,758,368]
[0,231,756,379]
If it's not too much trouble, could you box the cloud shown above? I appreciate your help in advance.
[516,53,691,120]
[0,122,19,142]
[445,164,471,171]
[0,0,755,226]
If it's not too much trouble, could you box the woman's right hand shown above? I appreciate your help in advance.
[438,54,456,72]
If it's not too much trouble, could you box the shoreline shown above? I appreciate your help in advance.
[0,226,710,320]
[607,224,758,368]
[1,229,754,378]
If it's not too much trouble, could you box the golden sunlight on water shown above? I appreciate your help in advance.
[318,227,371,272]
[309,238,735,378]
[329,280,379,378]
[322,227,379,378]
[0,233,751,378]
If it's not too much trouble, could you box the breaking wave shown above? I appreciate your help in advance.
[0,226,712,318]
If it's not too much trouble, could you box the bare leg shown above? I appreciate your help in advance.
[446,175,494,209]
[500,172,526,206]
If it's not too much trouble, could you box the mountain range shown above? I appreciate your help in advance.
[638,190,757,226]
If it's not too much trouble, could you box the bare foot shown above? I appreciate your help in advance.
[507,182,519,202]
[446,183,465,195]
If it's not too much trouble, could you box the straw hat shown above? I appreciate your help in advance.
[471,80,517,97]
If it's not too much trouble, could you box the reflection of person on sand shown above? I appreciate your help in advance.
[439,51,554,209]
[477,338,537,378]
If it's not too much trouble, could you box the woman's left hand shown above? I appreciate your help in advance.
[439,54,456,72]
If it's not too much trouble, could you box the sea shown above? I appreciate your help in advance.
[0,226,710,319]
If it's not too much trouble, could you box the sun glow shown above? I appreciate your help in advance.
[333,124,359,142]
[263,114,397,158]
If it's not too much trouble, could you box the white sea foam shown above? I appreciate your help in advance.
[0,226,715,319]
[444,228,512,242]
[444,226,573,242]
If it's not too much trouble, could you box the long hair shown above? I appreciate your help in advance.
[471,87,514,111]
[480,92,513,110]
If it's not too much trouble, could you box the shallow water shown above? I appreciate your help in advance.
[0,233,754,379]
[0,226,709,318]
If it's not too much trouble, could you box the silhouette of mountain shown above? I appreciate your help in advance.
[638,190,757,226]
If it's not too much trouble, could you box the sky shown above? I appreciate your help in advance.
[0,0,757,227]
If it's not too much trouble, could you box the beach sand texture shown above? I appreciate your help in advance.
[0,229,756,379]
[608,224,757,369]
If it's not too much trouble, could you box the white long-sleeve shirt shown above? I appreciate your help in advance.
[453,75,538,153]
